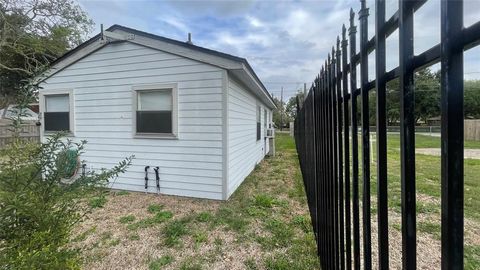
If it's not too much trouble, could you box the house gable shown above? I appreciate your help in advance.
[42,25,276,109]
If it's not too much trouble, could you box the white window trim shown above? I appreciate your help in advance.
[39,89,75,136]
[132,83,178,139]
[256,103,261,142]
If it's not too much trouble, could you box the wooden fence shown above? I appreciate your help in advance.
[0,120,40,148]
[465,120,480,141]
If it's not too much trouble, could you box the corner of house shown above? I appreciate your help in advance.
[221,69,229,200]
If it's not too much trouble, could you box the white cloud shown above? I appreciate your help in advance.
[78,0,480,99]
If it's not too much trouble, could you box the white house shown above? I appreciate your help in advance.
[38,25,276,200]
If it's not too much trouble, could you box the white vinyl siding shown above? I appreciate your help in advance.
[40,42,224,200]
[227,76,268,197]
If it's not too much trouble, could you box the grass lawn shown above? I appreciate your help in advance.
[73,133,320,270]
[363,133,480,269]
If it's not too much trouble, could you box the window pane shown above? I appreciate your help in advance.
[46,95,69,112]
[257,122,261,140]
[136,111,172,133]
[138,90,171,111]
[44,112,69,131]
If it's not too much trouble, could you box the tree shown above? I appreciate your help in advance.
[272,96,291,128]
[285,91,305,120]
[0,0,93,106]
[465,80,480,119]
[414,69,440,124]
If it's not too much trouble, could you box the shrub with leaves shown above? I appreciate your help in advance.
[0,79,132,269]
[0,133,132,269]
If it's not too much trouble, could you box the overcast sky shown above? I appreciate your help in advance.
[78,0,480,99]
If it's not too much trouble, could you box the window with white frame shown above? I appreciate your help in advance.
[44,94,71,132]
[134,85,177,137]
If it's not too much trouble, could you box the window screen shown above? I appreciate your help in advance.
[44,94,70,131]
[136,89,173,134]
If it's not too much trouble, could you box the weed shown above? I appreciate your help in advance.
[99,231,112,242]
[214,207,249,232]
[127,233,140,241]
[416,202,440,214]
[109,239,120,246]
[72,226,97,242]
[163,219,189,247]
[214,237,223,246]
[127,211,173,230]
[465,245,480,270]
[116,190,130,196]
[417,222,441,239]
[147,204,164,213]
[264,253,290,270]
[244,258,258,270]
[253,194,276,208]
[89,196,107,208]
[392,223,401,231]
[292,215,311,233]
[149,255,174,270]
[119,215,135,224]
[196,212,213,222]
[263,218,294,248]
[193,231,208,244]
[179,256,203,270]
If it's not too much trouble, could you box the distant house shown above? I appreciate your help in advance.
[0,105,38,121]
[38,25,276,200]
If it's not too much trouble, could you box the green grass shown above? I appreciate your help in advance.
[116,190,130,196]
[127,211,173,230]
[118,215,135,224]
[253,194,277,208]
[256,218,294,249]
[361,133,480,266]
[465,245,480,270]
[195,212,213,223]
[417,222,441,240]
[387,133,480,149]
[149,255,174,270]
[163,218,191,247]
[379,134,480,222]
[89,196,107,208]
[78,133,319,269]
[147,204,164,214]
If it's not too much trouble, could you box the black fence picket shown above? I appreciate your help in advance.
[293,0,480,269]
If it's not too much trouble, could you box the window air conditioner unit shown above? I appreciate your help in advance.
[266,128,275,138]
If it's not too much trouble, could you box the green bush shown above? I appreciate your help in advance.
[0,132,132,269]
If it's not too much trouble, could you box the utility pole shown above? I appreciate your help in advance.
[304,83,307,101]
[280,86,284,131]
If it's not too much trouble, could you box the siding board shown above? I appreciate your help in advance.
[227,76,268,197]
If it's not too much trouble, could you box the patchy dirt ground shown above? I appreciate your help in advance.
[73,134,319,270]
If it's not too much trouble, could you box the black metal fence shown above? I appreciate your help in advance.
[294,0,480,269]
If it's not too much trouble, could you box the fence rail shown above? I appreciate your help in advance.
[294,0,480,269]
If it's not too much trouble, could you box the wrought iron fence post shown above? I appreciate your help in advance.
[375,0,389,269]
[349,8,361,270]
[399,0,416,268]
[341,24,352,270]
[440,0,464,269]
